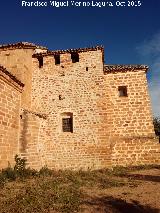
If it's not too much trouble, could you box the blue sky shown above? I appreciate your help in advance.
[0,0,160,116]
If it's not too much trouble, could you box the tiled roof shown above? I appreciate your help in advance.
[33,45,104,57]
[0,42,47,50]
[0,65,24,87]
[104,64,149,73]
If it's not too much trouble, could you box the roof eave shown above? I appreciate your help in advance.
[0,65,24,88]
[0,42,48,50]
[104,65,149,73]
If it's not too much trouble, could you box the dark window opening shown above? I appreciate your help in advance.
[62,118,73,132]
[86,67,88,71]
[71,52,79,63]
[54,54,60,65]
[38,57,43,68]
[118,86,128,97]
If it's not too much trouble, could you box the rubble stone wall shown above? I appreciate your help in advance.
[31,50,112,169]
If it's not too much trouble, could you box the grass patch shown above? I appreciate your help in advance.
[0,157,159,213]
[0,168,131,213]
[0,178,81,213]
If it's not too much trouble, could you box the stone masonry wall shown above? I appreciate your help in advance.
[0,44,159,170]
[104,71,160,166]
[31,50,112,170]
[29,49,159,170]
[104,70,155,137]
[0,69,22,168]
[19,110,47,169]
[111,137,160,166]
[0,48,34,109]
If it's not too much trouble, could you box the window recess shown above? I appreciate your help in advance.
[54,54,60,65]
[118,86,128,97]
[71,52,79,63]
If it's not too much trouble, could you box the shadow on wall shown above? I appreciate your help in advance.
[83,196,159,213]
[20,111,28,153]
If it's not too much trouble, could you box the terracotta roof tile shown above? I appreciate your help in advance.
[104,64,149,73]
[33,45,104,57]
[0,42,47,50]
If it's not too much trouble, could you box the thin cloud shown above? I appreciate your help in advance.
[148,81,160,117]
[137,32,160,117]
[137,33,160,56]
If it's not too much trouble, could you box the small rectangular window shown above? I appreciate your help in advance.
[118,86,128,97]
[38,57,43,68]
[62,118,73,132]
[54,54,60,65]
[71,52,79,63]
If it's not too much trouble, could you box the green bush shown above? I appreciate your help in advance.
[39,166,53,176]
[0,173,6,188]
[1,167,16,181]
[14,155,27,176]
[153,117,160,136]
[0,155,39,184]
[24,168,39,177]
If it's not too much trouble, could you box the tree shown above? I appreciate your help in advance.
[153,117,160,136]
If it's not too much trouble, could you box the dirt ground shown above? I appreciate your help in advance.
[80,169,160,213]
[0,167,160,213]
